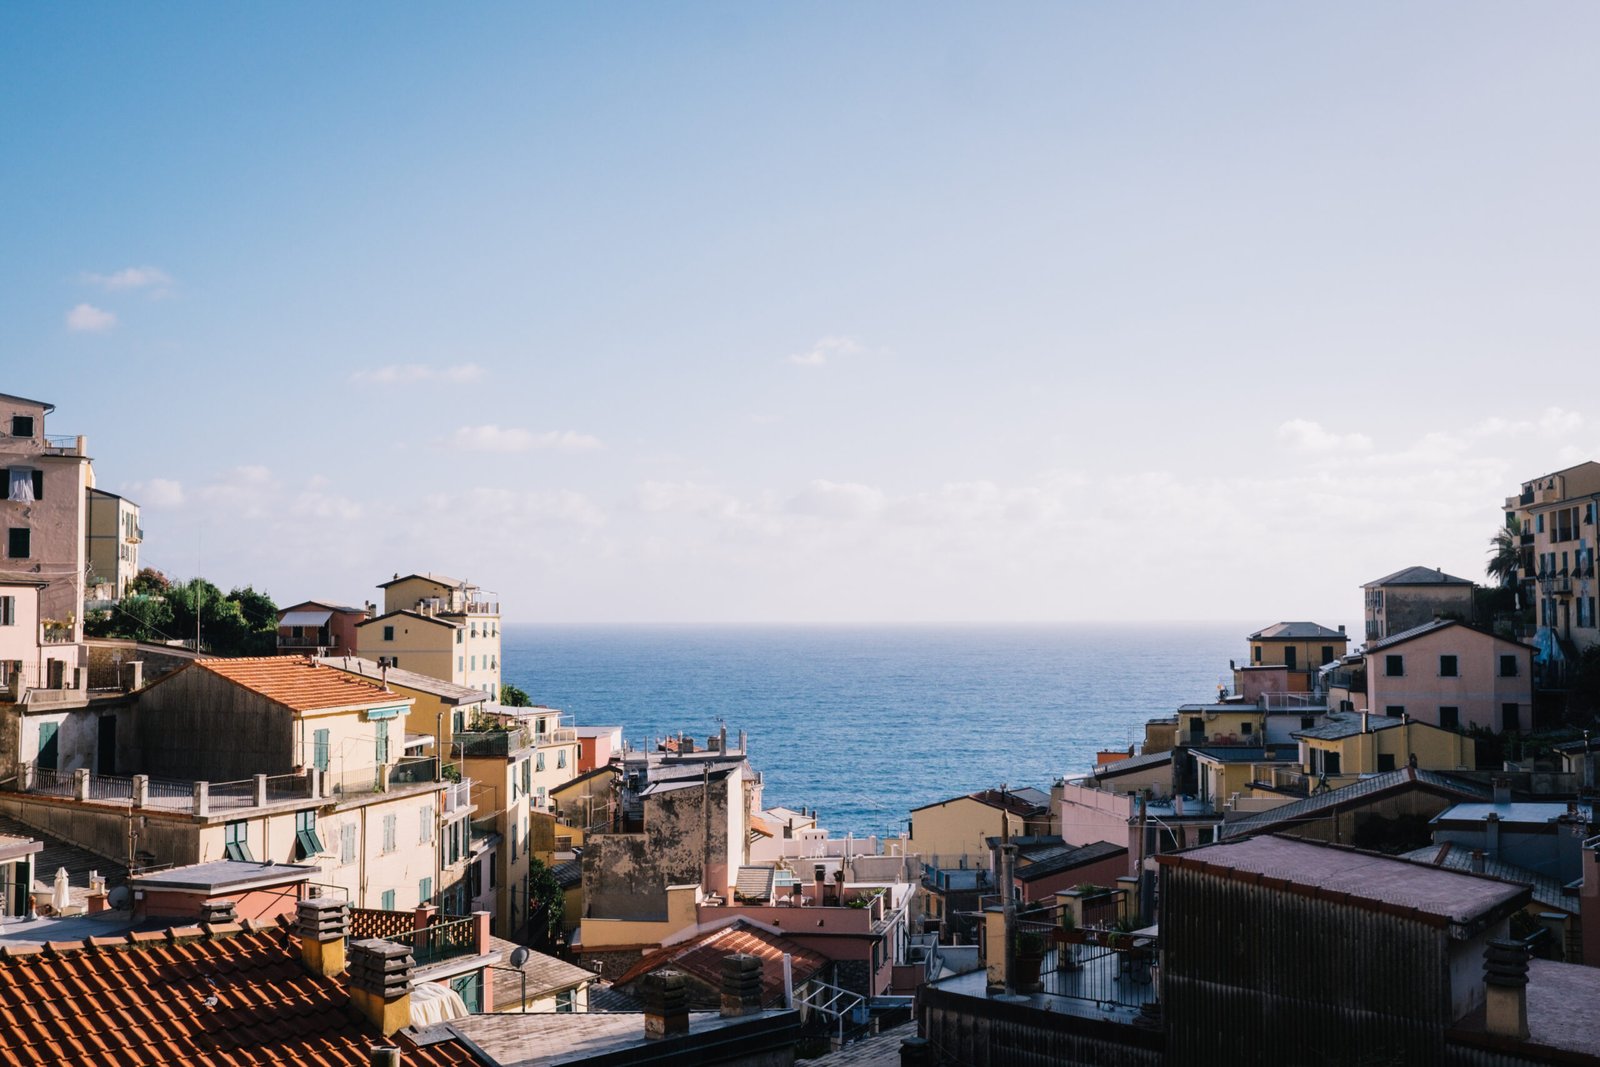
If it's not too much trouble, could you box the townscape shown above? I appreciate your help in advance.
[4,392,1600,1067]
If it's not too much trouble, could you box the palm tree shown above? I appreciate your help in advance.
[1486,519,1521,587]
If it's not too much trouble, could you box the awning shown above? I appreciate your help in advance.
[279,610,332,627]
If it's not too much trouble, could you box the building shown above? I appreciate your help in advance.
[1361,619,1536,733]
[1235,621,1348,696]
[1287,709,1477,794]
[1506,462,1600,653]
[279,601,369,657]
[575,723,622,774]
[0,393,92,683]
[0,576,54,698]
[1363,566,1475,642]
[356,573,502,705]
[610,918,830,1009]
[1221,766,1491,851]
[82,487,140,605]
[488,935,597,1013]
[907,789,1053,869]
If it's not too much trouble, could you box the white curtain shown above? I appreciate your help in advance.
[7,468,33,503]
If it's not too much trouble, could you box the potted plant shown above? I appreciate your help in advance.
[1013,930,1047,991]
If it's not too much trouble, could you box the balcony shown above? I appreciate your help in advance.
[531,727,577,746]
[453,728,528,757]
[1541,574,1573,597]
[42,434,85,456]
[441,778,474,815]
[277,634,333,649]
[39,624,74,645]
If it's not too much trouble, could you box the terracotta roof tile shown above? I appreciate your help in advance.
[192,656,405,713]
[0,926,480,1066]
[614,919,830,1006]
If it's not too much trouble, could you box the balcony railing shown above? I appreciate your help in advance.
[386,915,478,968]
[453,728,528,757]
[277,634,333,649]
[39,625,74,645]
[42,434,84,456]
[531,727,577,746]
[390,756,441,785]
[441,778,474,814]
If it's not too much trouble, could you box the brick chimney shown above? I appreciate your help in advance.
[349,939,415,1037]
[641,969,689,1039]
[297,898,350,978]
[720,953,763,1017]
[1483,939,1530,1040]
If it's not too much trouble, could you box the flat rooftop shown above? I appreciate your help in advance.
[448,1009,798,1066]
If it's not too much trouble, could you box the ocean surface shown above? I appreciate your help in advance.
[501,623,1244,837]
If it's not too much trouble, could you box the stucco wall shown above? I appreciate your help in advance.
[1366,627,1533,733]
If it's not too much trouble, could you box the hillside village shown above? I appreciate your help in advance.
[4,389,1600,1065]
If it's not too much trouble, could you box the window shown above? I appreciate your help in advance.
[3,469,43,502]
[1321,750,1341,776]
[420,804,434,844]
[521,758,532,795]
[1502,703,1521,732]
[1377,754,1396,772]
[1385,705,1405,718]
[536,752,545,773]
[1253,646,1262,663]
[225,821,253,862]
[469,858,483,898]
[1499,654,1519,678]
[1384,654,1404,677]
[313,728,330,772]
[557,749,567,769]
[1320,645,1334,665]
[375,722,389,764]
[453,709,465,734]
[1301,715,1316,729]
[1537,514,1545,533]
[381,889,396,911]
[382,814,397,853]
[9,416,33,438]
[511,822,519,860]
[340,822,357,864]
[1440,706,1460,731]
[419,877,433,904]
[456,630,463,644]
[383,625,395,641]
[7,529,29,560]
[1240,722,1253,736]
[1439,655,1458,677]
[295,811,324,859]
[555,989,575,1013]
[470,656,476,671]
[0,596,13,626]
[458,656,464,672]
[1283,647,1297,671]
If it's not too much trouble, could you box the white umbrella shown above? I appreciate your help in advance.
[50,868,69,914]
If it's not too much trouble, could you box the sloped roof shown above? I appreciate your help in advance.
[735,866,776,902]
[1015,841,1128,883]
[1221,768,1490,841]
[1249,622,1347,640]
[1160,835,1528,930]
[320,655,488,705]
[0,922,478,1066]
[613,921,829,1006]
[549,860,582,890]
[1399,843,1572,912]
[1363,618,1533,654]
[378,573,467,589]
[487,935,594,1007]
[910,789,1048,817]
[1291,711,1406,741]
[1364,566,1474,588]
[187,656,405,713]
[353,609,458,631]
[1092,750,1173,780]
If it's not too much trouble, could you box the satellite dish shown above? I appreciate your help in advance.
[107,886,132,910]
[509,947,530,969]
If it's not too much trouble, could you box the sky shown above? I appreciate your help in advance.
[3,3,1599,626]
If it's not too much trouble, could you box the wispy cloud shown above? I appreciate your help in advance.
[1276,419,1373,453]
[65,303,116,333]
[787,336,864,367]
[81,266,173,294]
[449,425,603,453]
[127,478,184,507]
[349,363,485,385]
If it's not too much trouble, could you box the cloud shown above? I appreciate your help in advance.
[788,479,886,519]
[788,336,864,367]
[349,363,485,385]
[449,425,603,453]
[81,266,173,293]
[65,303,116,333]
[1472,407,1584,439]
[1276,419,1373,453]
[127,478,184,507]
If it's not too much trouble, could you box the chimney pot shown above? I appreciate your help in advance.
[641,969,690,1039]
[1483,938,1530,1040]
[348,939,415,1037]
[296,899,351,977]
[1470,849,1486,874]
[720,953,764,1017]
[200,899,237,925]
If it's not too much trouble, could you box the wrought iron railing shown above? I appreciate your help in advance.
[387,915,478,968]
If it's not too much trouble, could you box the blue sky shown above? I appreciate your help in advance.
[3,4,1599,624]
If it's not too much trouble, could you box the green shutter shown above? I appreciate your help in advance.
[313,729,330,772]
[36,723,58,771]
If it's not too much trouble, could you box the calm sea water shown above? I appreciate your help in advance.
[502,623,1243,837]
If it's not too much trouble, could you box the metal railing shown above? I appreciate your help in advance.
[442,779,473,814]
[43,434,84,455]
[390,756,440,785]
[277,635,333,649]
[388,915,478,968]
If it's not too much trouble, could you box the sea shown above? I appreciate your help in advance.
[501,623,1245,838]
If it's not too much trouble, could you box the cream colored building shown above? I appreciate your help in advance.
[356,573,502,705]
[907,789,1052,868]
[1509,462,1600,654]
[83,488,140,605]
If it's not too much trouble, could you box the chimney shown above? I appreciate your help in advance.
[641,969,690,1039]
[1361,711,1370,734]
[1486,813,1502,860]
[370,1049,401,1067]
[1492,777,1512,805]
[719,723,728,754]
[199,899,238,925]
[814,865,827,905]
[1469,849,1486,874]
[1483,939,1530,1040]
[349,939,415,1037]
[720,953,763,1017]
[297,898,351,978]
[1338,624,1345,634]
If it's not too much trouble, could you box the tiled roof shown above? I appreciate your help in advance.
[1364,566,1473,587]
[0,922,479,1066]
[486,936,594,1007]
[1161,835,1528,929]
[379,573,467,589]
[548,860,582,890]
[1249,622,1347,640]
[1221,768,1490,840]
[613,921,829,1007]
[1291,711,1405,741]
[1399,843,1572,912]
[193,656,403,712]
[1092,750,1172,779]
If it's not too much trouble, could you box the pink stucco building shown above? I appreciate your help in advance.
[1362,619,1535,734]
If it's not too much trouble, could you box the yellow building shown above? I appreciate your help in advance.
[907,789,1052,867]
[355,573,503,705]
[1189,746,1299,809]
[1176,704,1266,747]
[1235,622,1349,697]
[83,487,140,604]
[1290,710,1475,792]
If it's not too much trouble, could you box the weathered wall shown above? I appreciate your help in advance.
[83,640,195,690]
[583,832,657,918]
[131,668,295,780]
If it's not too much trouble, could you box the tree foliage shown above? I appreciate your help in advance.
[501,682,533,707]
[86,576,278,655]
[526,857,565,950]
[1486,519,1521,588]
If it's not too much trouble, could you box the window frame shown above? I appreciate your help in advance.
[6,528,30,560]
[225,820,253,862]
[1439,655,1458,678]
[1384,654,1404,677]
[295,810,324,859]
[9,416,33,438]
